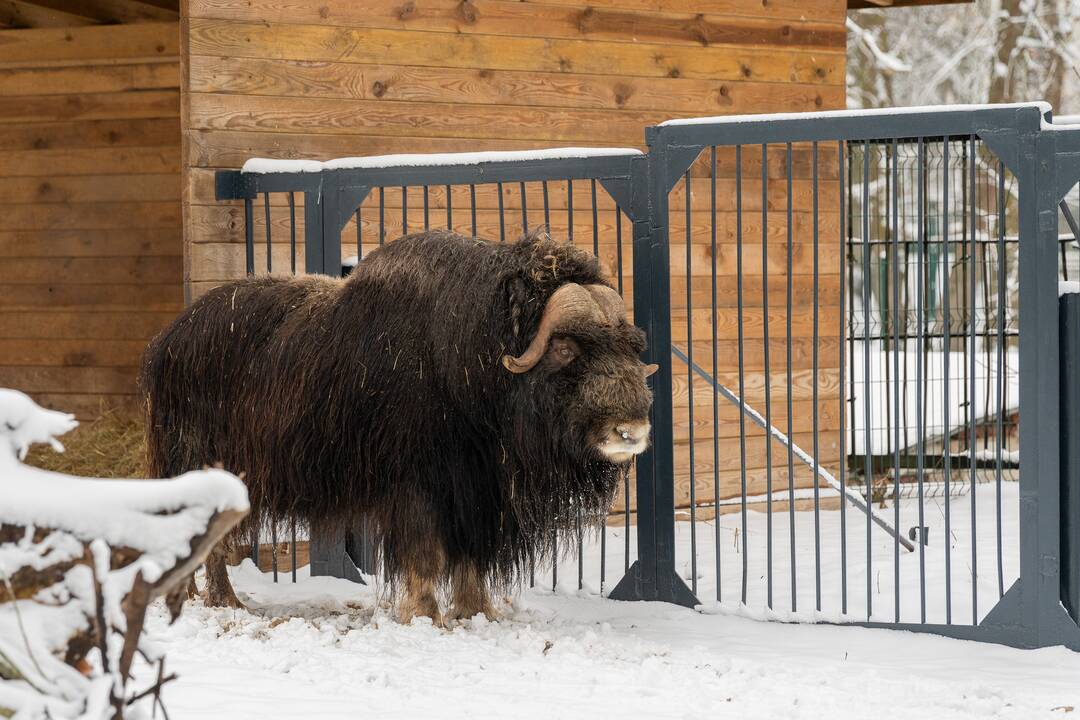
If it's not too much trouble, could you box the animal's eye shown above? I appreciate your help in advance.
[549,337,580,367]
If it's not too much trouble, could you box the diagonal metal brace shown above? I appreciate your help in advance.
[671,344,916,553]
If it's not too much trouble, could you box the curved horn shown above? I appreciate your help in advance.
[585,284,627,325]
[502,283,595,374]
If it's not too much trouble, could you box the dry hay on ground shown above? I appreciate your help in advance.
[25,408,146,479]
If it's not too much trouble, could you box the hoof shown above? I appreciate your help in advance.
[399,608,446,628]
[398,598,444,628]
[448,602,498,623]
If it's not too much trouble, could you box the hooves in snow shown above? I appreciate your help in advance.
[446,601,499,624]
[400,600,501,628]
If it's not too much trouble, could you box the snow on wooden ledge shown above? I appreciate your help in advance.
[657,101,1053,128]
[241,147,643,174]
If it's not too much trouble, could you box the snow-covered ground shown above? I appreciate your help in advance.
[145,481,1078,720]
[149,560,1078,720]
[669,482,1018,625]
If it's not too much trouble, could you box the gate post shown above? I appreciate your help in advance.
[1060,291,1080,621]
[305,174,377,583]
[609,132,699,607]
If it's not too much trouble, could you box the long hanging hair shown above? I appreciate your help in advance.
[141,229,636,592]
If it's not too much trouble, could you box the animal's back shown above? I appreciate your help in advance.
[140,273,342,482]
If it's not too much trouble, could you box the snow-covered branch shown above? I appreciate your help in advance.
[0,390,249,720]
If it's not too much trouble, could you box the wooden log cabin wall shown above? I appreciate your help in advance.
[182,0,848,517]
[0,20,182,419]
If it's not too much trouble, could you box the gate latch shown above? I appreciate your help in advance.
[908,526,930,546]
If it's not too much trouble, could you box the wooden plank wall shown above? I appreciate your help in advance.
[182,0,847,512]
[0,22,183,419]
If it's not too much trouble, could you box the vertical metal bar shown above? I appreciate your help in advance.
[423,184,430,231]
[567,179,574,244]
[685,170,698,598]
[288,192,297,274]
[786,142,797,612]
[498,181,506,242]
[601,505,607,594]
[861,140,873,620]
[617,206,629,574]
[244,197,254,276]
[446,184,453,230]
[943,138,953,624]
[271,524,278,583]
[711,146,722,602]
[812,141,822,612]
[762,143,774,610]
[251,527,259,567]
[916,137,928,623]
[520,181,528,234]
[543,181,551,231]
[264,192,272,273]
[470,184,478,237]
[291,521,297,583]
[592,175,602,589]
[968,134,978,624]
[996,160,1006,598]
[891,138,901,622]
[737,144,750,606]
[355,208,362,262]
[577,507,583,591]
[552,526,558,592]
[591,179,600,257]
[303,189,323,274]
[838,139,849,615]
[402,186,408,236]
[591,179,599,257]
[379,187,386,246]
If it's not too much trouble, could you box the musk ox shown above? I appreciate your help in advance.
[140,229,656,624]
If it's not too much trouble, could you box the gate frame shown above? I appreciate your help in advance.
[215,150,701,598]
[645,103,1080,649]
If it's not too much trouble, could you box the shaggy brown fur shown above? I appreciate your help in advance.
[139,230,653,619]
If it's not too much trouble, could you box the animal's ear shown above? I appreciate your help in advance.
[507,275,529,340]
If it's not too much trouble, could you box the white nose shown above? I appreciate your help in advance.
[598,421,651,463]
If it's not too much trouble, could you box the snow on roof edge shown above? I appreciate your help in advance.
[242,148,643,175]
[658,102,1053,128]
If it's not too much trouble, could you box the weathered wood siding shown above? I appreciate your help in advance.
[182,0,847,511]
[0,22,182,419]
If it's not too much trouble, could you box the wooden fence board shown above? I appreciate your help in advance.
[187,0,846,51]
[186,19,844,84]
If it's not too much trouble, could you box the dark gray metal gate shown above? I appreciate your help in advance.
[215,103,1080,650]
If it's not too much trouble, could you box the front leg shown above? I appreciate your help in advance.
[399,568,444,627]
[395,531,446,627]
[449,561,496,622]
